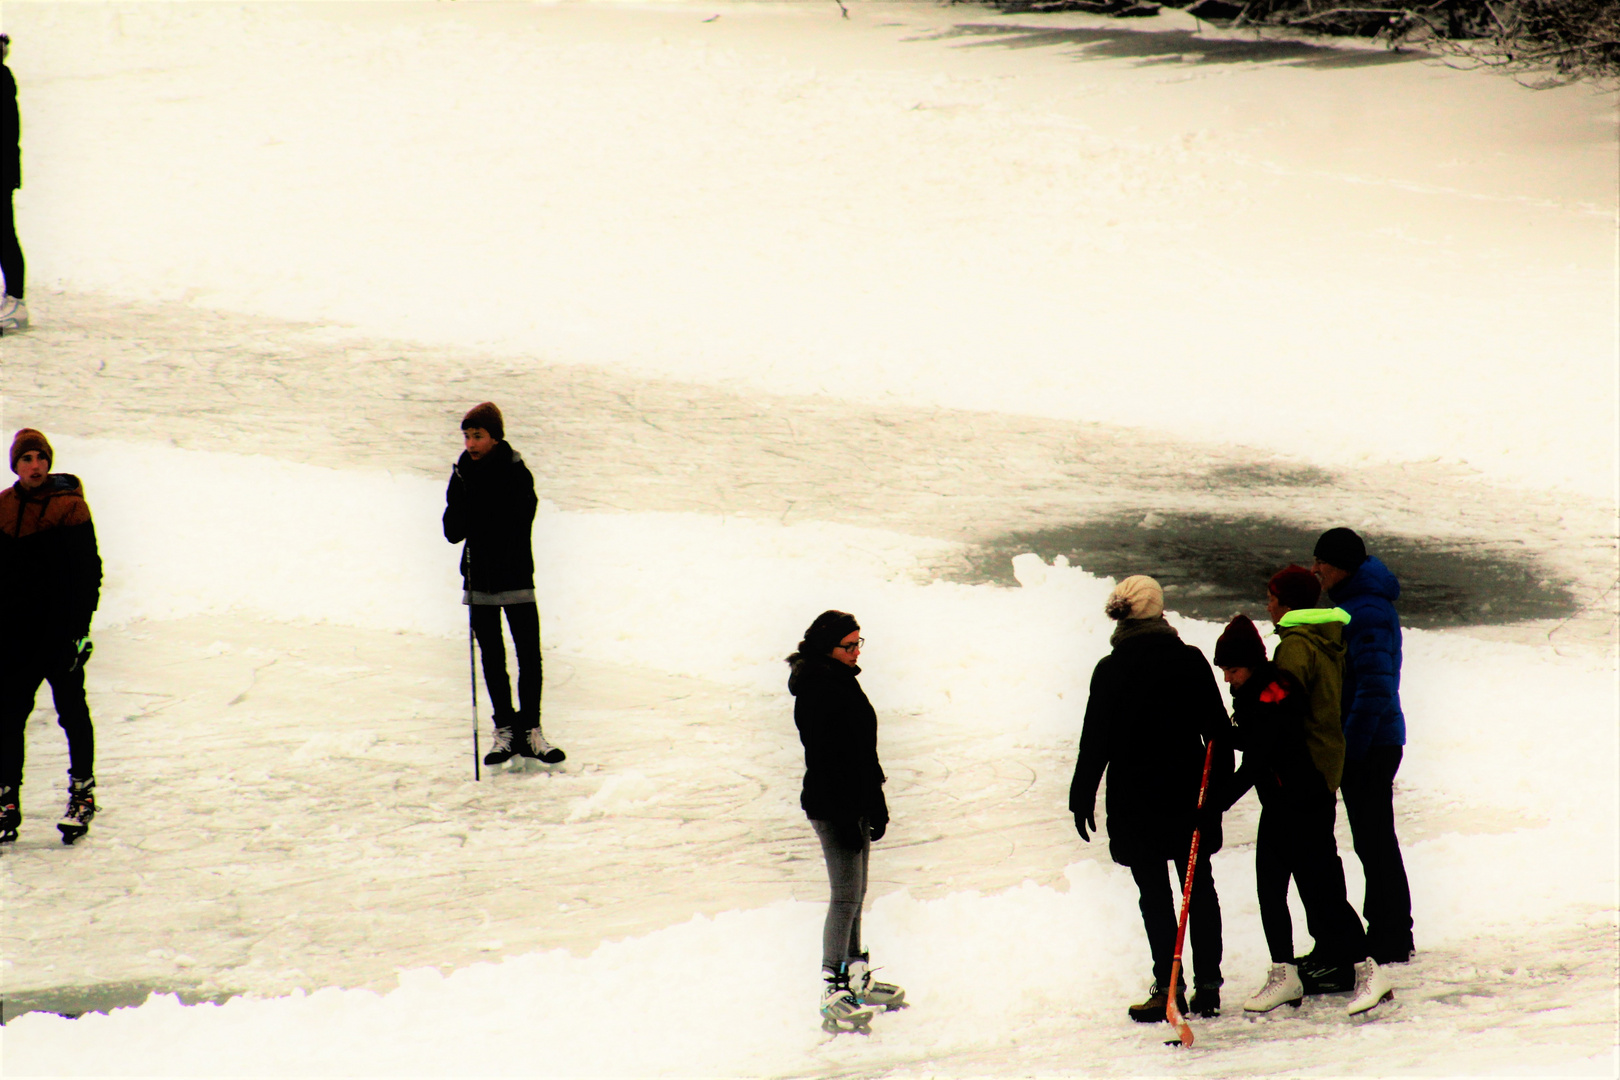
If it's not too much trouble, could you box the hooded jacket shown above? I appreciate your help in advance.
[1326,557,1406,762]
[442,441,537,595]
[789,653,889,829]
[1070,621,1233,867]
[1273,607,1350,791]
[0,474,102,643]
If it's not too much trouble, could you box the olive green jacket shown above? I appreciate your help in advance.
[1272,607,1350,791]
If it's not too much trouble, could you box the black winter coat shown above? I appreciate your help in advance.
[1069,627,1233,867]
[0,475,102,647]
[442,442,537,594]
[1217,662,1330,811]
[789,654,889,830]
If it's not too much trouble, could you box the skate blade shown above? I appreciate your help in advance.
[58,824,89,846]
[821,1016,872,1035]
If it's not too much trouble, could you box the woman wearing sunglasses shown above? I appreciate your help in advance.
[787,609,906,1032]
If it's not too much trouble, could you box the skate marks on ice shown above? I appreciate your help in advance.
[0,614,1089,1016]
[7,290,1614,650]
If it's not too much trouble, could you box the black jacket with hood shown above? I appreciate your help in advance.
[442,441,537,594]
[789,652,889,832]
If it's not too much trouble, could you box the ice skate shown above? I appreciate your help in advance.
[0,785,19,845]
[520,726,566,765]
[1128,982,1186,1023]
[483,726,517,766]
[847,954,906,1010]
[820,968,876,1034]
[1296,951,1354,995]
[58,775,96,845]
[1346,959,1394,1017]
[1243,964,1304,1013]
[0,295,28,334]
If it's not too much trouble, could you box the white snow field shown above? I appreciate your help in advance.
[1,0,1617,1076]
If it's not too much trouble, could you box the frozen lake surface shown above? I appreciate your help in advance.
[0,0,1615,1075]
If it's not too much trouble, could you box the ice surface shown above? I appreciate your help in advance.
[0,0,1615,1074]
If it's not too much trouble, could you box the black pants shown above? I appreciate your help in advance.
[1,646,95,790]
[812,819,870,973]
[1,190,23,299]
[1131,850,1222,990]
[469,602,542,731]
[1255,784,1367,965]
[1341,746,1414,959]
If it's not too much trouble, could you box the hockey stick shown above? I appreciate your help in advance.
[1166,737,1217,1048]
[467,539,481,782]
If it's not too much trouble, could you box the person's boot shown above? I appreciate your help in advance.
[58,775,96,845]
[483,726,517,766]
[1346,959,1394,1016]
[1296,951,1354,994]
[820,964,876,1033]
[1128,981,1186,1023]
[1189,984,1221,1017]
[1243,963,1305,1012]
[846,953,906,1010]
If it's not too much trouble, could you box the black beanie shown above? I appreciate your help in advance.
[1313,527,1367,573]
[1213,614,1267,669]
[799,610,860,657]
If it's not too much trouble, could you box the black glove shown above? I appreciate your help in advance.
[1074,808,1097,842]
[868,817,887,843]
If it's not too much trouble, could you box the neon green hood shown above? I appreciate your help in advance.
[1276,606,1351,628]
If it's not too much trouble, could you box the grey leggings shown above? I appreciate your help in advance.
[812,819,869,974]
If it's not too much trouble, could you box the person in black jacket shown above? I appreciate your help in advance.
[443,402,563,766]
[1212,615,1393,1018]
[1,429,101,844]
[787,610,905,1031]
[1,33,28,333]
[1070,575,1232,1022]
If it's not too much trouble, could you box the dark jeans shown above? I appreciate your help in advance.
[1341,746,1414,959]
[469,602,542,731]
[1,645,95,790]
[1256,785,1367,965]
[1,190,23,299]
[812,819,870,974]
[1131,850,1222,990]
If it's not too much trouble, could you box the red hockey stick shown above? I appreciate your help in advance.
[1166,738,1217,1048]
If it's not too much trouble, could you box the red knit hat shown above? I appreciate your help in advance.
[461,402,504,440]
[10,428,51,473]
[1213,614,1267,669]
[1268,565,1321,611]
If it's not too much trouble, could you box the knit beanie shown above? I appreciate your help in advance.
[10,428,51,473]
[1268,565,1322,611]
[1104,575,1164,621]
[1213,613,1267,669]
[798,610,860,656]
[1313,527,1367,573]
[461,402,504,441]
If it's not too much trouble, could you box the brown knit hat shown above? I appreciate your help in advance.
[461,402,504,440]
[10,428,52,473]
[1268,565,1321,611]
[1213,614,1267,669]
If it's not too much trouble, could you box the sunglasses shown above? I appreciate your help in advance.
[833,637,865,651]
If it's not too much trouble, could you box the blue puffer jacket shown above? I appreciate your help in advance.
[1330,556,1406,760]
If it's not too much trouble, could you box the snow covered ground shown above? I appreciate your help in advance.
[0,1,1616,1076]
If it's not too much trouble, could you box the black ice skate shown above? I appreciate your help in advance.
[58,775,96,845]
[519,727,566,765]
[483,726,518,766]
[1,785,19,845]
